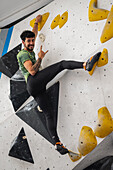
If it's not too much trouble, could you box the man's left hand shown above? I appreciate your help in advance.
[38,45,48,59]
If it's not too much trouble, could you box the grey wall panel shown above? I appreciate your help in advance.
[0,0,53,28]
[0,29,8,55]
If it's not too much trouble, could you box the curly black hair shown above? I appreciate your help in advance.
[20,30,35,41]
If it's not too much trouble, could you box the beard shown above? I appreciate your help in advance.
[25,44,34,52]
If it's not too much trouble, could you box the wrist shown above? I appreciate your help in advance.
[38,57,42,60]
[34,22,38,25]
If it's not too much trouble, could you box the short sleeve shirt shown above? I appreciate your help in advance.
[17,49,36,82]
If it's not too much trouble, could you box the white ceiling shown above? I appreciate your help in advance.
[0,0,53,28]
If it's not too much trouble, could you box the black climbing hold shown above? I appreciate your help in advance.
[84,156,113,170]
[9,70,30,111]
[8,127,34,164]
[0,44,22,78]
[16,82,60,145]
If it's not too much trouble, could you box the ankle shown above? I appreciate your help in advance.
[55,142,62,145]
[83,62,86,70]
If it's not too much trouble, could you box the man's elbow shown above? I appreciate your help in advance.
[29,70,36,76]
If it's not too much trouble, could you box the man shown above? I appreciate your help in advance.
[17,15,101,155]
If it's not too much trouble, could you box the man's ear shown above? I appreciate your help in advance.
[22,40,25,45]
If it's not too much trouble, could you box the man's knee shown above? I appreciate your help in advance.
[60,60,66,69]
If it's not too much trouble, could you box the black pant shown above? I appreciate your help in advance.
[27,60,84,144]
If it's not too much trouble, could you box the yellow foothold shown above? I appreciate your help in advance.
[100,5,113,43]
[97,48,108,67]
[59,11,68,29]
[94,107,113,138]
[51,14,60,30]
[78,126,97,156]
[30,12,50,31]
[88,0,109,21]
[68,150,82,162]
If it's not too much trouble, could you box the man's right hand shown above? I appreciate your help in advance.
[38,45,48,59]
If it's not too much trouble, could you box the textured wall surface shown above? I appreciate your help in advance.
[0,0,113,169]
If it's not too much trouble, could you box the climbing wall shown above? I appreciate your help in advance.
[1,0,113,169]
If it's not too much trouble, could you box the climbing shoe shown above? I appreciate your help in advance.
[85,52,101,71]
[55,142,69,155]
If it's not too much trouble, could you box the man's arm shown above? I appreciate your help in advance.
[32,15,42,39]
[24,45,48,76]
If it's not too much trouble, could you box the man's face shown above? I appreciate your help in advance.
[23,37,35,52]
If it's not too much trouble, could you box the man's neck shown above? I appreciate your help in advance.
[24,47,33,52]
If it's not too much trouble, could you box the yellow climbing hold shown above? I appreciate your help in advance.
[94,107,113,138]
[97,48,108,67]
[89,62,97,76]
[68,150,82,162]
[88,0,109,21]
[51,14,60,29]
[38,12,50,31]
[30,18,36,28]
[59,11,68,29]
[30,12,50,31]
[101,5,113,43]
[78,126,97,156]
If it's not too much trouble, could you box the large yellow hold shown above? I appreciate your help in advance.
[59,11,68,29]
[94,107,113,138]
[78,126,97,156]
[51,14,60,29]
[97,48,108,67]
[68,150,82,162]
[30,12,50,31]
[101,5,113,43]
[88,0,109,21]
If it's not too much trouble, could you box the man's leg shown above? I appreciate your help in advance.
[41,51,101,85]
[35,91,69,155]
[35,92,60,144]
[35,60,84,86]
[27,60,84,97]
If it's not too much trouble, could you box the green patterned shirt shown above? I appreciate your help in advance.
[17,49,36,82]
